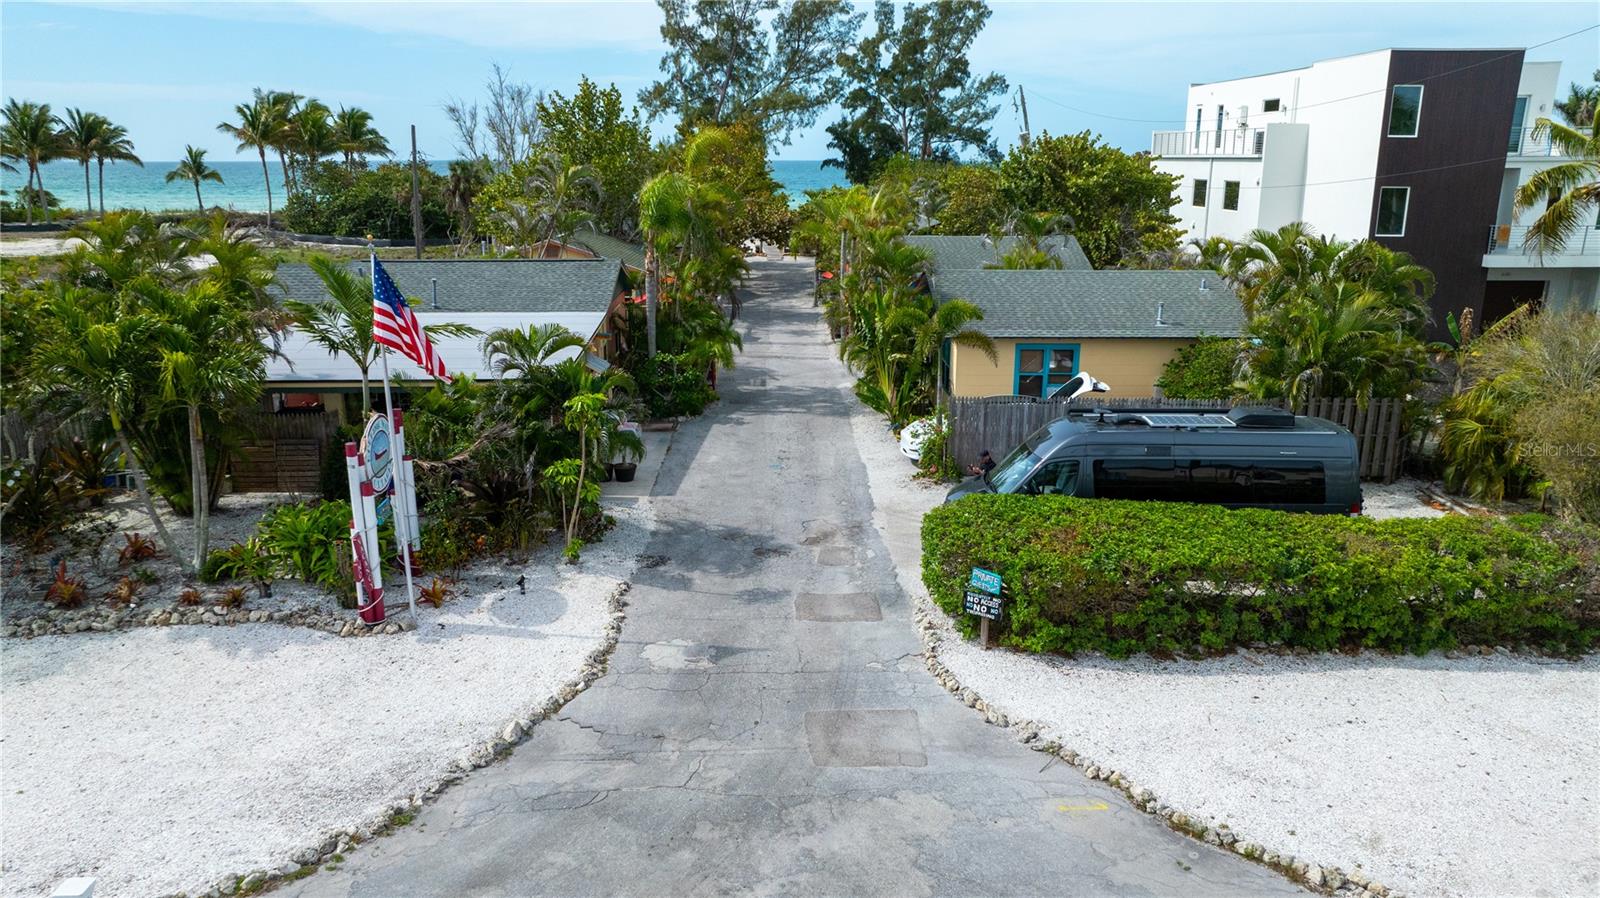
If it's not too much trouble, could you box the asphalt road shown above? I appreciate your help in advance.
[285,258,1301,897]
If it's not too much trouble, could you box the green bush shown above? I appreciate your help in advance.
[922,495,1599,657]
[282,162,451,239]
[629,352,716,419]
[1156,336,1240,400]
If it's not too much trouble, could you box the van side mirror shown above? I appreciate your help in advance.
[1092,382,1110,393]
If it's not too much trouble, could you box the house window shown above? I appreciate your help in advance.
[1387,84,1423,137]
[1263,98,1281,112]
[1508,95,1530,153]
[1194,107,1203,149]
[1376,186,1410,236]
[1193,179,1208,206]
[1223,180,1240,211]
[1015,344,1079,397]
[1215,105,1224,147]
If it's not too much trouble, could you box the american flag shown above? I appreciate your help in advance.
[371,259,450,382]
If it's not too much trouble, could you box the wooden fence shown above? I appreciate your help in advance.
[947,396,1406,482]
[230,410,342,494]
[1,413,100,462]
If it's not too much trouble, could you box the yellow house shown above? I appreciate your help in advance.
[930,269,1244,398]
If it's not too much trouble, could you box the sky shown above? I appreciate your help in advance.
[2,0,1597,162]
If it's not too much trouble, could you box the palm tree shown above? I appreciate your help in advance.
[1241,280,1426,404]
[91,121,141,216]
[290,99,336,179]
[258,89,303,193]
[166,146,225,213]
[58,108,109,216]
[1514,108,1599,256]
[2,99,62,224]
[639,172,694,357]
[217,97,278,229]
[138,279,270,572]
[332,106,391,170]
[989,210,1073,270]
[282,256,380,413]
[483,323,587,379]
[29,284,187,565]
[522,154,601,254]
[444,158,488,245]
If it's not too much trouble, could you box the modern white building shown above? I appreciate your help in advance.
[1151,48,1598,334]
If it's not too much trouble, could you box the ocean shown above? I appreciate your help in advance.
[3,158,848,215]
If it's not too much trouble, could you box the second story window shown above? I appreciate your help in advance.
[1193,179,1208,206]
[1388,84,1423,137]
[1223,181,1240,211]
[1264,98,1281,112]
[1376,186,1410,236]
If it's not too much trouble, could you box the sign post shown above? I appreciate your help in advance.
[964,567,1004,649]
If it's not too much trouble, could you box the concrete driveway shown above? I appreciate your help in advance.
[284,259,1300,897]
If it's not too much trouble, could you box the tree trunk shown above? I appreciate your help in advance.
[645,244,659,357]
[187,403,210,573]
[83,160,92,216]
[195,179,204,214]
[359,365,372,415]
[115,426,190,574]
[278,150,292,195]
[96,159,106,216]
[259,148,274,230]
[24,165,35,225]
[37,164,50,223]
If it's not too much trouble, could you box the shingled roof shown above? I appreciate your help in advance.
[571,233,647,272]
[271,258,625,315]
[904,234,1093,272]
[930,269,1244,339]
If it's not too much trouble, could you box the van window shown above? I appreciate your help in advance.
[1024,459,1080,495]
[1187,460,1326,504]
[1092,459,1182,500]
[991,448,1042,493]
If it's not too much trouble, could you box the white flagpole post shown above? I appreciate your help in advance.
[372,242,418,621]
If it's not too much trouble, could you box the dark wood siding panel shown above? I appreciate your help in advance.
[1372,50,1524,339]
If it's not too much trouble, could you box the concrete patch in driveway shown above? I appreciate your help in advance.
[640,639,716,670]
[815,545,856,566]
[795,592,882,622]
[804,709,927,767]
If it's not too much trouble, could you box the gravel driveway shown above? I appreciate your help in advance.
[850,406,1600,898]
[0,502,650,898]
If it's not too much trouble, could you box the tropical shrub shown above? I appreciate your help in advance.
[923,495,1600,657]
[256,500,351,587]
[913,416,959,482]
[631,352,716,419]
[1156,336,1241,400]
[104,577,140,608]
[43,561,89,608]
[1,456,84,550]
[118,532,160,565]
[281,162,451,239]
[202,536,277,596]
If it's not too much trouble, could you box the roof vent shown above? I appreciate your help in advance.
[1226,406,1295,428]
[1155,301,1167,326]
[1199,276,1210,291]
[431,277,439,309]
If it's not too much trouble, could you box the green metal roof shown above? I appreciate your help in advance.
[931,269,1244,339]
[271,258,624,315]
[904,234,1093,272]
[571,233,647,272]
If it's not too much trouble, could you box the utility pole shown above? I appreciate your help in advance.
[1018,85,1032,149]
[409,125,423,260]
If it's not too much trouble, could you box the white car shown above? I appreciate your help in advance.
[899,373,1111,462]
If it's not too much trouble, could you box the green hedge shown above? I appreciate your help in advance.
[922,495,1599,657]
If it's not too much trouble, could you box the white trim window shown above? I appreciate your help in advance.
[1387,84,1423,137]
[1376,186,1410,237]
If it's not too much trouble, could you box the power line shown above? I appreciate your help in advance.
[1022,24,1600,128]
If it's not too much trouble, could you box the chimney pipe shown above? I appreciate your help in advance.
[1156,301,1167,326]
[431,278,438,309]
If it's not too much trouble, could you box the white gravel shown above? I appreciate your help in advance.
[0,500,652,898]
[847,399,1600,898]
[0,236,84,257]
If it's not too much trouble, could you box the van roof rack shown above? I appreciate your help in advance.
[1065,405,1297,430]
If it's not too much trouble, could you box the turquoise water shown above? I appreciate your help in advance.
[3,158,847,214]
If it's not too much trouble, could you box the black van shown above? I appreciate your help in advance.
[945,406,1363,515]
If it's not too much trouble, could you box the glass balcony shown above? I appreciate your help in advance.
[1151,128,1266,157]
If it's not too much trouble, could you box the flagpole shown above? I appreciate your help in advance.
[371,240,418,622]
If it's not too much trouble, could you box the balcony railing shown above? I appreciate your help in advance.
[1487,224,1599,256]
[1151,128,1266,158]
[1507,126,1592,157]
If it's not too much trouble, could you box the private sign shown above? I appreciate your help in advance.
[964,567,1002,620]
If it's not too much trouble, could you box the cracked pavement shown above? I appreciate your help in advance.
[282,258,1302,897]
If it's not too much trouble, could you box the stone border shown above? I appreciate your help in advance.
[910,595,1408,898]
[154,579,632,898]
[3,603,418,640]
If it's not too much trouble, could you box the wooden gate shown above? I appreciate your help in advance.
[230,412,340,494]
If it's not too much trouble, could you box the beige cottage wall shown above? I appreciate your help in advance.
[949,337,1196,398]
